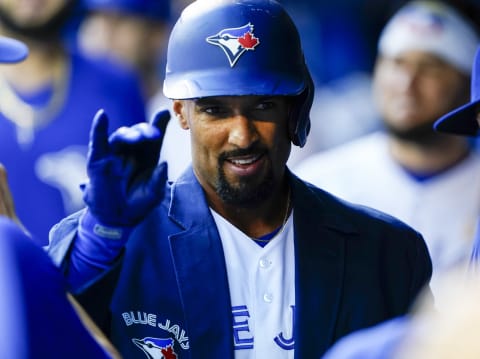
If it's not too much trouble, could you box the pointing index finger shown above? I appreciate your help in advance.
[88,109,110,162]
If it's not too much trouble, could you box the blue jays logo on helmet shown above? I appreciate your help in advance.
[132,337,178,359]
[206,23,260,67]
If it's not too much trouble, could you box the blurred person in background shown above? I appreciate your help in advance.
[321,39,480,359]
[320,269,480,359]
[294,0,480,297]
[0,0,147,245]
[78,0,171,104]
[0,165,121,359]
[283,0,390,167]
[0,34,120,359]
[77,0,193,181]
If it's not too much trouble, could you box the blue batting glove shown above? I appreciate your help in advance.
[81,109,170,227]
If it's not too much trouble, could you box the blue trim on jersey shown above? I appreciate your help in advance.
[252,225,282,247]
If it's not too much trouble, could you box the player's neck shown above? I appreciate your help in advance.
[388,135,471,174]
[0,45,66,91]
[208,184,292,239]
[0,47,69,145]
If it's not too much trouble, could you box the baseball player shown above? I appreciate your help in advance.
[294,0,480,297]
[48,1,432,358]
[322,39,480,359]
[78,0,171,101]
[0,0,147,245]
[0,35,119,359]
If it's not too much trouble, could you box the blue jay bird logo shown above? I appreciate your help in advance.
[132,337,178,359]
[206,23,260,67]
[397,5,445,35]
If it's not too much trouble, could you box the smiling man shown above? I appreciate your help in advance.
[295,0,480,297]
[47,1,432,358]
[175,95,291,218]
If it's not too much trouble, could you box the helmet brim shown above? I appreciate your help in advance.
[164,67,306,99]
[434,100,480,136]
[0,37,28,64]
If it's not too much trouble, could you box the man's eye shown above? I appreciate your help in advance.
[255,102,273,111]
[203,106,225,115]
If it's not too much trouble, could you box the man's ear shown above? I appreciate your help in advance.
[173,100,189,130]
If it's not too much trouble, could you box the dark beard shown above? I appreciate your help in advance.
[383,119,442,146]
[0,1,76,41]
[215,148,274,207]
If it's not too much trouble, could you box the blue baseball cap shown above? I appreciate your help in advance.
[83,0,170,21]
[0,36,28,63]
[434,45,480,137]
[379,1,479,76]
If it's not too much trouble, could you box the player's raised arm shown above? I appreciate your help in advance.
[65,109,170,290]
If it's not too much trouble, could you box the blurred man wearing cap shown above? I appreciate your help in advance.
[322,38,480,359]
[0,0,147,245]
[295,0,480,297]
[0,35,120,359]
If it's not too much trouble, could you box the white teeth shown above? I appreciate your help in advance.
[230,155,260,165]
[231,158,255,165]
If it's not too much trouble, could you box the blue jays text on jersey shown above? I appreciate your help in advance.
[123,311,190,350]
[122,303,295,358]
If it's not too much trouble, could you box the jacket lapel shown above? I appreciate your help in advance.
[167,169,358,358]
[168,168,234,359]
[290,175,358,358]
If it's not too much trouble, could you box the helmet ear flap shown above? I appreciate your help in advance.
[289,67,314,147]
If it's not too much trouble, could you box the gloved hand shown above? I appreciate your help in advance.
[81,109,170,227]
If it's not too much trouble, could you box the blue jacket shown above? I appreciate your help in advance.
[48,168,432,359]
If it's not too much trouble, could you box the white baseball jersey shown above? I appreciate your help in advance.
[211,209,295,359]
[294,132,480,296]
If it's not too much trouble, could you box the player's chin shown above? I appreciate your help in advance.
[219,181,273,206]
[218,167,274,205]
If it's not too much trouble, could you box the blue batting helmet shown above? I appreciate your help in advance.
[83,0,170,21]
[163,0,314,147]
